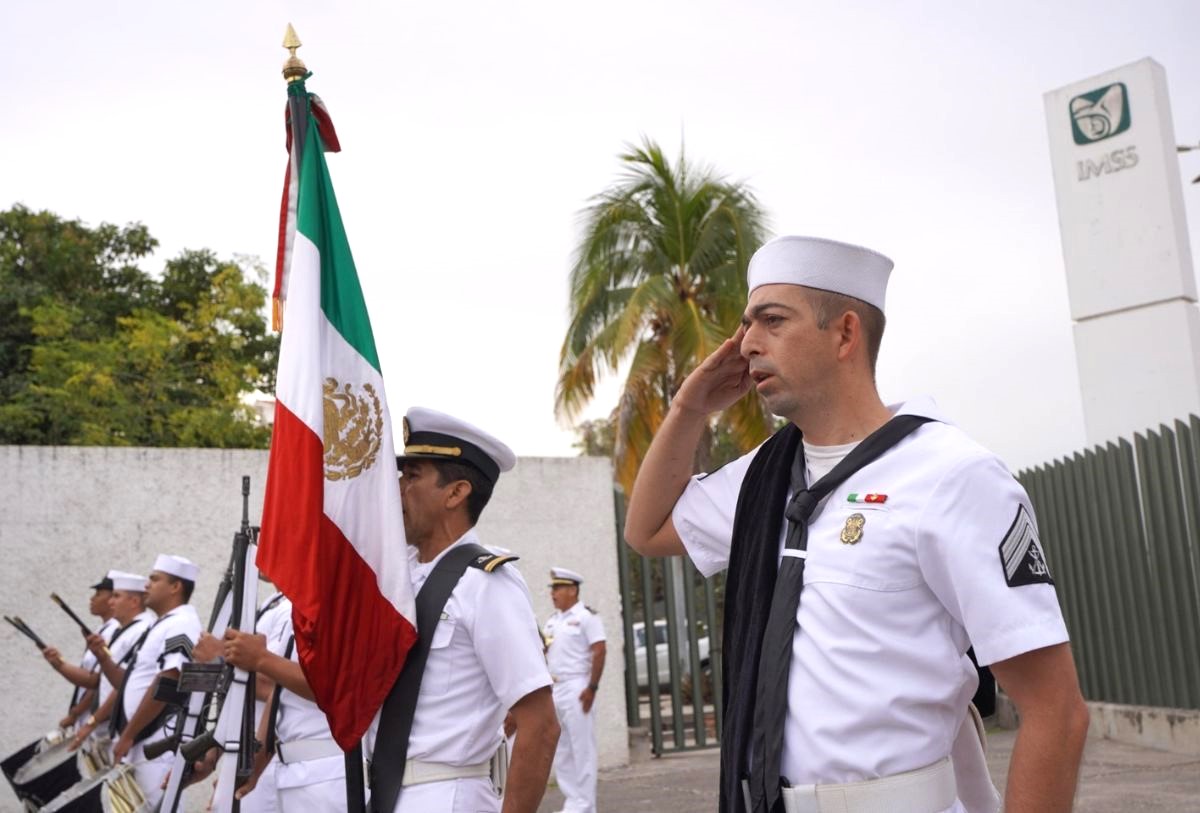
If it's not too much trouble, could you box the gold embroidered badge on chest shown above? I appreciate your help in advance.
[841,512,866,545]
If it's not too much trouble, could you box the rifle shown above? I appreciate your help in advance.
[49,592,111,658]
[4,616,47,650]
[157,476,261,813]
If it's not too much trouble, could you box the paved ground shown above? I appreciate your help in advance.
[537,727,1200,812]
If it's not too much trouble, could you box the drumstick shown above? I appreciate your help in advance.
[49,593,112,658]
[6,615,47,649]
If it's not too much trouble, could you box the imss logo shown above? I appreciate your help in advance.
[1069,82,1131,145]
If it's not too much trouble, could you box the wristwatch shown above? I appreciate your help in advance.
[587,683,600,692]
[86,715,97,727]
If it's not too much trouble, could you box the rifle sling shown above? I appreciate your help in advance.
[368,542,491,813]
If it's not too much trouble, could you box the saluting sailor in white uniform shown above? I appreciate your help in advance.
[367,407,560,813]
[625,236,1090,813]
[543,567,606,813]
[104,554,203,808]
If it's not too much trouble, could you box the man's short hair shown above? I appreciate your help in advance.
[432,460,494,524]
[804,288,886,373]
[169,577,195,603]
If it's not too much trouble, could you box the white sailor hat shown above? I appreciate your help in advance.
[397,407,516,485]
[152,554,199,583]
[110,571,148,593]
[550,567,584,587]
[747,236,894,312]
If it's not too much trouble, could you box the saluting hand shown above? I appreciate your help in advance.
[222,629,267,672]
[672,325,752,416]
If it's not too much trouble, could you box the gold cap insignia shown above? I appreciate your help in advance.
[841,512,866,545]
[402,416,411,444]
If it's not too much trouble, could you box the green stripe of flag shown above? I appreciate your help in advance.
[296,125,381,373]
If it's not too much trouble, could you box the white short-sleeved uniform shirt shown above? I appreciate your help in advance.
[265,597,344,790]
[672,397,1069,786]
[123,604,201,753]
[71,617,119,707]
[393,531,552,768]
[99,610,155,707]
[544,602,606,680]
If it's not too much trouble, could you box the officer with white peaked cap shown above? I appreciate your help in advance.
[366,406,559,813]
[624,235,1089,812]
[543,567,606,813]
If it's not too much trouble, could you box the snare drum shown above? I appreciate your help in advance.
[5,732,111,810]
[40,764,149,813]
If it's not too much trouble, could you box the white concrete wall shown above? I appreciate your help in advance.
[0,446,628,810]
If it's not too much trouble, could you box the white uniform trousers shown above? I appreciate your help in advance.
[551,676,597,813]
[210,757,279,813]
[275,753,349,811]
[394,776,499,813]
[128,745,173,810]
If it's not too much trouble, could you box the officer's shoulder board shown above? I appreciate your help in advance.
[468,552,520,573]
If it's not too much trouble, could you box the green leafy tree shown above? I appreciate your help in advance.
[556,139,773,492]
[0,206,277,447]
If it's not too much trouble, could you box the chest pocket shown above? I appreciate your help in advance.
[420,616,457,697]
[805,503,922,591]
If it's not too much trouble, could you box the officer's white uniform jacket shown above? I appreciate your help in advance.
[544,603,605,681]
[672,397,1069,792]
[99,610,155,708]
[374,531,551,812]
[122,604,201,759]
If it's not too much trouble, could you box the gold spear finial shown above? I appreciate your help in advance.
[282,23,307,83]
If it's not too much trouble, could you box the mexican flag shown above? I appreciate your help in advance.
[258,81,417,749]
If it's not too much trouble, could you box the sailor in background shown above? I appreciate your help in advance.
[42,571,118,732]
[369,407,559,813]
[543,567,606,813]
[102,554,202,807]
[66,571,155,750]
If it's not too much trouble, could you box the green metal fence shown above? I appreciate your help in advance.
[614,491,724,755]
[1018,417,1200,711]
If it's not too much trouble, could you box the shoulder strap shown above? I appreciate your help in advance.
[368,542,492,813]
[264,634,296,755]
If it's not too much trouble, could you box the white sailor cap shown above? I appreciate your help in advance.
[152,554,198,583]
[397,407,516,485]
[110,571,148,593]
[550,567,584,587]
[747,236,894,312]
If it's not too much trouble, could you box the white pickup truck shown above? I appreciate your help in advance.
[632,620,711,688]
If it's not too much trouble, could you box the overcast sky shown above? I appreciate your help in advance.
[3,1,1197,471]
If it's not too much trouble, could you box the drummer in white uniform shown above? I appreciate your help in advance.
[106,554,202,807]
[624,236,1091,813]
[66,571,155,750]
[543,567,606,813]
[42,571,119,731]
[370,407,560,813]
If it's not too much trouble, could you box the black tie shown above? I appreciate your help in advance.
[748,415,932,813]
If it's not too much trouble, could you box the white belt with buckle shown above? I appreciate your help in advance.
[276,738,343,765]
[748,757,957,813]
[401,759,491,787]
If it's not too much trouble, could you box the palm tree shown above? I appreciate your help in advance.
[556,138,773,493]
